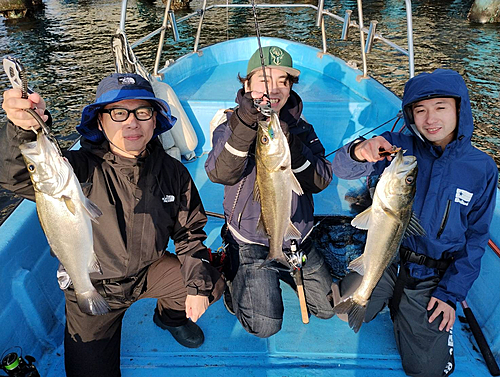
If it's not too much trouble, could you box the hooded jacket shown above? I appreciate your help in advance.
[205,89,332,248]
[332,69,498,304]
[0,122,218,297]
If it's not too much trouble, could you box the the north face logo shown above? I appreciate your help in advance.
[118,76,136,85]
[455,188,473,206]
[162,195,175,203]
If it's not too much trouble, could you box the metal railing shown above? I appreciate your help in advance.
[118,0,415,79]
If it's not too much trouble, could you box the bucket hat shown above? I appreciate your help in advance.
[247,46,300,77]
[77,73,176,143]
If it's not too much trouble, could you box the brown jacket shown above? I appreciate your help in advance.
[0,122,218,296]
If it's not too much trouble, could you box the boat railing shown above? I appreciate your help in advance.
[119,0,415,80]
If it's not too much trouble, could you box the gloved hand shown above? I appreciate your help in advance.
[235,92,267,128]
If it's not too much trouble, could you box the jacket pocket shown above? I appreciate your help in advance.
[437,200,451,239]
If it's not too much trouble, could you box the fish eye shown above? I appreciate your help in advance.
[261,135,269,144]
[405,176,414,184]
[28,164,36,172]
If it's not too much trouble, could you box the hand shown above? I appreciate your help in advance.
[185,294,209,322]
[427,297,455,332]
[2,89,48,131]
[236,92,267,127]
[353,136,395,162]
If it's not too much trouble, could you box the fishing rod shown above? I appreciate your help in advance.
[250,0,272,117]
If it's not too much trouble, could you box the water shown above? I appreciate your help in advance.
[0,0,498,222]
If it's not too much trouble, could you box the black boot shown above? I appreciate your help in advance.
[153,308,205,348]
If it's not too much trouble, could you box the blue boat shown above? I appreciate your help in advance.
[1,1,499,376]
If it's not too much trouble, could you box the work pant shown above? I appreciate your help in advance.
[343,264,455,377]
[228,241,335,338]
[63,253,224,377]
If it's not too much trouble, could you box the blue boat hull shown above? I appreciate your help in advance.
[0,37,498,376]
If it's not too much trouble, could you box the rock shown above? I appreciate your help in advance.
[162,0,190,11]
[468,0,500,23]
[0,0,43,19]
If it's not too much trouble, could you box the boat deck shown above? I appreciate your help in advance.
[17,207,491,376]
[1,37,499,376]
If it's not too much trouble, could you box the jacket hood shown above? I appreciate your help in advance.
[402,69,473,149]
[235,88,303,127]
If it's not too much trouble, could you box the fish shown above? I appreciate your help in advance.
[20,131,110,316]
[333,149,424,332]
[254,111,304,268]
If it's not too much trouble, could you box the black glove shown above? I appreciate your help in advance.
[235,92,267,129]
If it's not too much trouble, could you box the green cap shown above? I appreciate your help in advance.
[247,46,301,77]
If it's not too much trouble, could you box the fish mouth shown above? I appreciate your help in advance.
[386,150,417,176]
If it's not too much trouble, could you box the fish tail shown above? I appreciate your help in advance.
[76,289,110,316]
[259,254,291,270]
[333,297,367,333]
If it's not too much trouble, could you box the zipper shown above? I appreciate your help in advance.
[437,200,451,239]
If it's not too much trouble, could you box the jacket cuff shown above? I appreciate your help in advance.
[432,289,459,310]
[186,285,211,297]
[228,115,257,149]
[348,137,366,162]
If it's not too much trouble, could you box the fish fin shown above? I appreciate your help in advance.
[351,207,372,230]
[88,252,103,274]
[259,253,291,269]
[63,196,77,215]
[76,289,110,316]
[284,221,302,241]
[80,182,92,189]
[290,172,304,196]
[255,214,268,237]
[333,297,367,333]
[253,180,261,203]
[348,255,365,275]
[82,198,103,223]
[404,212,426,238]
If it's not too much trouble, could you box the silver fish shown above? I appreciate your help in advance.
[254,112,304,268]
[334,150,424,332]
[20,131,110,315]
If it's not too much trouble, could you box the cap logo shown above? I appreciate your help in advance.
[118,76,136,85]
[269,47,284,66]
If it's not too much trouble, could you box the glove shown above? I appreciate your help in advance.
[235,92,267,128]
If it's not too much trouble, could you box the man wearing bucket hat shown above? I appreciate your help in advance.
[0,72,224,376]
[205,46,335,337]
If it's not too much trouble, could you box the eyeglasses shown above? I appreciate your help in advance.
[101,106,154,122]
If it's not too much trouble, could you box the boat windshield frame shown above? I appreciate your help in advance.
[117,0,415,79]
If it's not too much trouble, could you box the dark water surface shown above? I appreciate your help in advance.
[0,0,498,221]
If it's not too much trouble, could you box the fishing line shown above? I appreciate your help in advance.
[250,0,271,104]
[325,111,403,159]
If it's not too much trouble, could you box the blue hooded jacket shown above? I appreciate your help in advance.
[332,69,498,304]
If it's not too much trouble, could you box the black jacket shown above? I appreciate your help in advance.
[0,121,218,296]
